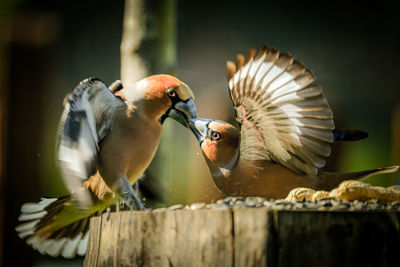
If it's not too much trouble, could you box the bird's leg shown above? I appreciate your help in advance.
[132,181,140,195]
[132,181,146,210]
[131,190,145,210]
[116,176,146,210]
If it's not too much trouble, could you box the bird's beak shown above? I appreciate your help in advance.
[188,118,213,145]
[168,98,197,127]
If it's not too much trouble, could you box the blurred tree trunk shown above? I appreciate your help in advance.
[120,0,147,86]
[120,0,178,206]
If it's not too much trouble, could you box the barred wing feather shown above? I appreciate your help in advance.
[227,46,334,176]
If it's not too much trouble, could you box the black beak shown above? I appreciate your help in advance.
[188,118,213,145]
[167,98,197,127]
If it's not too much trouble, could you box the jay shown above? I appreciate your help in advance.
[189,46,399,200]
[16,75,196,258]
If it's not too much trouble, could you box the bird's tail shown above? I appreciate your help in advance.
[15,195,111,258]
[333,129,368,141]
[318,166,399,190]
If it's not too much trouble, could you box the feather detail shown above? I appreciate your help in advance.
[109,80,123,93]
[227,46,334,176]
[21,198,57,213]
[18,211,47,221]
[47,238,68,257]
[57,77,124,207]
[77,231,89,256]
[61,233,83,258]
[226,61,237,81]
[15,196,93,258]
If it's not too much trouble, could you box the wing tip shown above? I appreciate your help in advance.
[226,61,237,80]
[236,53,246,69]
[246,48,257,62]
[66,77,106,103]
[109,80,123,93]
[81,77,104,85]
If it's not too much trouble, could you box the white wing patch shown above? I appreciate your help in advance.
[227,46,334,176]
[57,78,124,207]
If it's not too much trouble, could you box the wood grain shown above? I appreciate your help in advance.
[85,209,400,267]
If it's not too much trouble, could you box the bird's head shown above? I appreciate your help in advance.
[188,118,240,171]
[124,74,197,127]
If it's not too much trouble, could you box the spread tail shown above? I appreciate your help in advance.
[15,195,111,258]
[318,166,399,190]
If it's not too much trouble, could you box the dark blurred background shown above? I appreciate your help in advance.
[1,0,399,266]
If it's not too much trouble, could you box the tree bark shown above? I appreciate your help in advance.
[84,209,400,267]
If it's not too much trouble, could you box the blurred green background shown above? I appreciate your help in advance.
[1,0,399,266]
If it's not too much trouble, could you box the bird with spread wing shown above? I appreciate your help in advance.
[16,75,196,258]
[189,45,398,199]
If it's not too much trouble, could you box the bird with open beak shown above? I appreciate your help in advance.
[189,45,398,200]
[16,74,196,258]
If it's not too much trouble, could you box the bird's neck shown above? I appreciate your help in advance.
[207,149,240,182]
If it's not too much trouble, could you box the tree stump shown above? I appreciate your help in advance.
[84,208,400,267]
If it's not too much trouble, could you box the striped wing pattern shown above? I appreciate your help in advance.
[227,46,334,176]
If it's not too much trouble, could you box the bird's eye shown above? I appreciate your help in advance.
[211,131,222,141]
[167,89,177,98]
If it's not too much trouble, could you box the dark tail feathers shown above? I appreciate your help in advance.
[333,129,368,141]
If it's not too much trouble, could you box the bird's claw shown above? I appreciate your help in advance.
[116,176,146,211]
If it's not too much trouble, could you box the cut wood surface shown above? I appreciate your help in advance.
[84,208,400,267]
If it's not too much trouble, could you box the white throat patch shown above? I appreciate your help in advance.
[212,149,239,179]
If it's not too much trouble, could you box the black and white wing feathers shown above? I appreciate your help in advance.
[57,78,124,207]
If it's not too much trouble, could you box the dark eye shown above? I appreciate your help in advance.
[167,89,176,97]
[211,131,222,141]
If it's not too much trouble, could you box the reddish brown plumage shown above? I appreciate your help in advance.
[199,122,318,199]
[145,74,182,99]
[217,159,318,199]
[84,172,113,201]
[201,121,239,166]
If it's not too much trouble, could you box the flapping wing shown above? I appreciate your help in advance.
[57,78,124,206]
[227,46,334,176]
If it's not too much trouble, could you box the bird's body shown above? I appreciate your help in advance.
[83,109,162,201]
[189,46,398,200]
[97,103,162,187]
[210,158,317,199]
[16,74,197,258]
[207,154,398,199]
